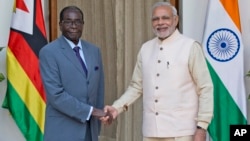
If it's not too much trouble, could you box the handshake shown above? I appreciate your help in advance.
[92,105,118,125]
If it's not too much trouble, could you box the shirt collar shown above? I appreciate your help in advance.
[63,36,82,49]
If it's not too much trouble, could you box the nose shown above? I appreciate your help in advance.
[71,21,77,27]
[158,18,165,25]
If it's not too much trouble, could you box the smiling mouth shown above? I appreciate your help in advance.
[69,32,78,34]
[157,27,168,32]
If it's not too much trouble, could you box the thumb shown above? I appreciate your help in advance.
[103,105,109,113]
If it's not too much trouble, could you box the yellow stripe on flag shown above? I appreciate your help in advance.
[7,48,45,133]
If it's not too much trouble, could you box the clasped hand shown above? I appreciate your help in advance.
[99,105,118,125]
[92,105,118,125]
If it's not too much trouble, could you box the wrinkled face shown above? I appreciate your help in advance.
[152,6,178,40]
[59,9,84,44]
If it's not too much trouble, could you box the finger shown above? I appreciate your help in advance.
[104,105,110,113]
[100,116,109,122]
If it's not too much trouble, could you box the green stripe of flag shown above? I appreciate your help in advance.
[2,80,43,141]
[206,61,247,141]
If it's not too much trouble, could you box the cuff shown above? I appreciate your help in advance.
[197,122,209,130]
[112,104,128,114]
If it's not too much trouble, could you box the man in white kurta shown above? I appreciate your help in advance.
[102,2,213,141]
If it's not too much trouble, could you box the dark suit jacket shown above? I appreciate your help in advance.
[39,36,104,141]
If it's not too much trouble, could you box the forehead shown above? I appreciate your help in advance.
[152,6,173,17]
[63,9,82,19]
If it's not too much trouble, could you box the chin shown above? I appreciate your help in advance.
[158,34,168,39]
[159,31,172,38]
[154,31,169,38]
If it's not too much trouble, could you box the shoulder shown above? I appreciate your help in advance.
[81,40,100,49]
[178,33,196,43]
[142,37,158,46]
[42,36,67,49]
[40,39,58,52]
[140,37,158,52]
[39,38,64,57]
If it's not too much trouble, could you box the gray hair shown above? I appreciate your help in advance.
[151,2,178,16]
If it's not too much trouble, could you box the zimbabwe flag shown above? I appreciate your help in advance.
[2,0,47,141]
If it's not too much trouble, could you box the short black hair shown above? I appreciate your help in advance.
[59,6,84,22]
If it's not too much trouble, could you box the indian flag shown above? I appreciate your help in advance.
[2,0,47,141]
[202,0,247,141]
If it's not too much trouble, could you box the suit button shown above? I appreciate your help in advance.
[156,73,160,77]
[87,81,89,85]
[160,47,163,50]
[155,86,158,89]
[158,60,161,63]
[155,99,158,103]
[156,112,159,115]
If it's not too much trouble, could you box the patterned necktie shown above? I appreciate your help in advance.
[73,47,88,76]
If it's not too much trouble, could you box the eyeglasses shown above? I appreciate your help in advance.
[61,20,83,26]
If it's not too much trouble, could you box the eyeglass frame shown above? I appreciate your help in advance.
[61,19,84,26]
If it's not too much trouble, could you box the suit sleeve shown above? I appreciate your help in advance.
[96,48,105,109]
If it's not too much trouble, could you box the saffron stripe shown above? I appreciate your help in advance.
[7,48,45,133]
[220,0,241,31]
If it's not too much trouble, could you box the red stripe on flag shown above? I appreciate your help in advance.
[35,0,46,38]
[16,0,29,13]
[8,31,46,102]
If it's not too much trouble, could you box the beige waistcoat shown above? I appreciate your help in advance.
[113,30,206,137]
[141,33,196,137]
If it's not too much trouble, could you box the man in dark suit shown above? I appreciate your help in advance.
[39,6,106,141]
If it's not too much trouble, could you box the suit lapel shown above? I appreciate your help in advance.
[59,37,87,78]
[81,41,92,79]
